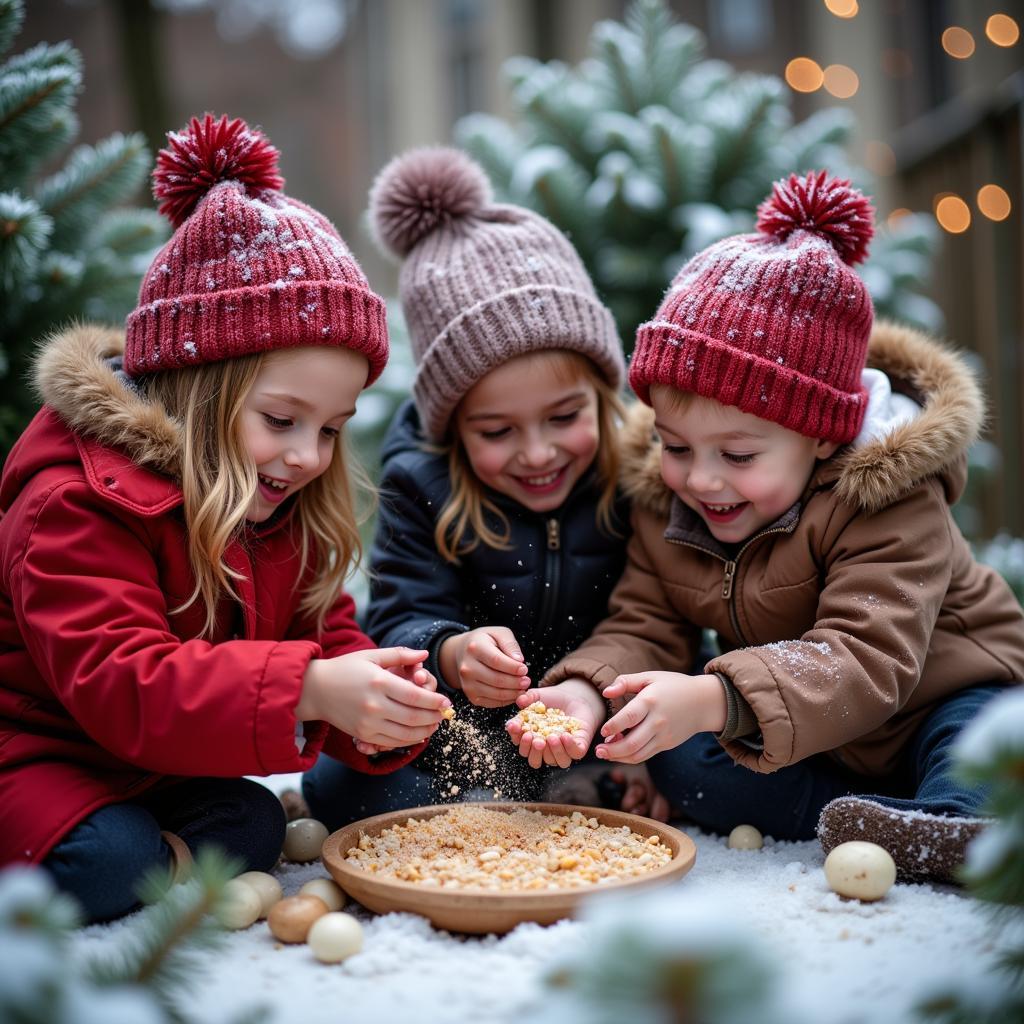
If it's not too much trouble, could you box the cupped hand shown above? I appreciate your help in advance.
[505,678,606,769]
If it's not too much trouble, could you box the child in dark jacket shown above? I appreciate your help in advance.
[302,148,631,827]
[0,115,450,922]
[517,171,1024,882]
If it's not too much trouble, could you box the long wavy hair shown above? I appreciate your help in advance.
[145,353,370,638]
[433,350,624,564]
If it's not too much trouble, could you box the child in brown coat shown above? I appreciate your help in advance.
[508,171,1024,882]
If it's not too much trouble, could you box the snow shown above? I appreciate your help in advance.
[67,773,1010,1024]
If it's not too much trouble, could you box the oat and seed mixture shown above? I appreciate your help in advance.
[514,701,583,738]
[344,805,673,891]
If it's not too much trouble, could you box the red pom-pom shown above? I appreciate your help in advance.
[756,170,874,265]
[152,114,284,227]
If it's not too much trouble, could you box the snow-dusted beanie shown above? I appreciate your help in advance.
[630,171,875,445]
[368,147,624,441]
[125,113,388,384]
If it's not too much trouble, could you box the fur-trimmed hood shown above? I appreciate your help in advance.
[620,320,984,517]
[32,323,183,478]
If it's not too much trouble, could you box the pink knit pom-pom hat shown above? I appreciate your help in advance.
[125,113,388,383]
[629,170,876,445]
[368,146,624,442]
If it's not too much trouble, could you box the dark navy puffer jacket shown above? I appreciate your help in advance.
[365,400,630,694]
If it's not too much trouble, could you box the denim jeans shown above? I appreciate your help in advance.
[43,777,285,923]
[647,684,1007,841]
[303,758,439,832]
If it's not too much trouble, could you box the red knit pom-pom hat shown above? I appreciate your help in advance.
[629,170,875,444]
[125,113,388,383]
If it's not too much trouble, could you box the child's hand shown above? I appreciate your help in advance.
[298,647,451,751]
[352,660,440,756]
[440,626,530,708]
[610,765,672,822]
[505,679,605,770]
[596,672,726,764]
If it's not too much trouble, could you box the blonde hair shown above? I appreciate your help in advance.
[433,350,624,564]
[649,383,700,415]
[145,353,370,638]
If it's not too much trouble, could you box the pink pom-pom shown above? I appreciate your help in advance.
[369,147,491,258]
[152,113,284,227]
[756,170,874,265]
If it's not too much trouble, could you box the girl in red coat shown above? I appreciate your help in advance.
[0,114,451,922]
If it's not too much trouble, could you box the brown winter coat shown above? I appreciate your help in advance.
[543,321,1024,777]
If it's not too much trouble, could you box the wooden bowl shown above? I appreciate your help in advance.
[321,802,696,935]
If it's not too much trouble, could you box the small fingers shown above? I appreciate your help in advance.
[472,633,528,676]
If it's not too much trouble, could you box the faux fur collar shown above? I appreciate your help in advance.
[620,320,984,516]
[33,324,183,478]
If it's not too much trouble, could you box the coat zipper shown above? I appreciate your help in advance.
[537,516,562,635]
[667,525,790,646]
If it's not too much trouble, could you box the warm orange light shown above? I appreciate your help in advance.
[881,49,913,77]
[785,57,824,93]
[935,194,971,233]
[986,14,1020,46]
[977,184,1012,221]
[887,208,913,228]
[865,140,896,176]
[941,27,976,59]
[823,64,859,98]
[824,0,858,18]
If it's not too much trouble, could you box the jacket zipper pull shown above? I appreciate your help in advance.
[547,519,561,550]
[722,559,736,600]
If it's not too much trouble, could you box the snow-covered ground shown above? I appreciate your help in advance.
[67,772,1009,1024]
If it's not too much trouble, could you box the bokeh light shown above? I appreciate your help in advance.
[977,185,1012,221]
[785,57,824,93]
[887,208,913,229]
[985,14,1020,46]
[824,0,858,18]
[934,194,971,233]
[823,64,859,98]
[941,27,976,59]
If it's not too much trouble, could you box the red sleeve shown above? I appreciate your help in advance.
[13,481,323,777]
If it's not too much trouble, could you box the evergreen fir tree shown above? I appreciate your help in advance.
[0,0,167,452]
[0,850,260,1024]
[456,0,940,350]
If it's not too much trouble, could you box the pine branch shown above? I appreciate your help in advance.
[36,132,150,249]
[0,0,24,60]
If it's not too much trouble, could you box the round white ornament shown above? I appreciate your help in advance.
[283,818,329,863]
[307,912,363,964]
[217,878,262,930]
[234,871,282,917]
[300,877,346,912]
[727,824,763,850]
[824,840,896,901]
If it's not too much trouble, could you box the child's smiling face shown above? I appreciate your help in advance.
[651,387,838,545]
[455,351,601,514]
[240,346,369,522]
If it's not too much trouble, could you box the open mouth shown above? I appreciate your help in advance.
[258,473,290,502]
[700,500,748,523]
[513,465,568,494]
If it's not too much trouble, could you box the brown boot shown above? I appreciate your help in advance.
[160,830,193,883]
[817,796,988,885]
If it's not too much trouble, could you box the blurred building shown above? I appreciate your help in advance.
[19,0,1024,533]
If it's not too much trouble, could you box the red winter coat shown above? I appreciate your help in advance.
[0,325,422,866]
